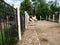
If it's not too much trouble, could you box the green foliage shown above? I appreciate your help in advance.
[20,1,25,14]
[31,0,59,20]
[0,32,2,41]
[0,1,4,9]
[36,3,50,16]
[0,12,3,17]
[20,0,32,14]
[0,26,18,45]
[50,4,57,13]
[32,0,49,16]
[0,1,15,17]
[32,0,60,17]
[58,6,60,12]
[36,4,50,16]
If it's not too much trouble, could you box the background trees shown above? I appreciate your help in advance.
[32,0,60,19]
[48,0,60,14]
[20,0,32,15]
[20,0,60,19]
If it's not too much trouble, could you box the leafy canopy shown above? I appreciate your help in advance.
[20,0,32,15]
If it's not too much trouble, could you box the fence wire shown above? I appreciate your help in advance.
[0,0,18,45]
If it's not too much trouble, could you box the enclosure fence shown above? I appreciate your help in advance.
[39,13,60,23]
[0,0,18,45]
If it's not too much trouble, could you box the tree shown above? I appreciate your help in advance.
[31,0,46,14]
[20,0,32,15]
[48,0,60,14]
[31,0,60,20]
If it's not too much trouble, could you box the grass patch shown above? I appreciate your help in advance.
[0,26,18,45]
[0,32,2,41]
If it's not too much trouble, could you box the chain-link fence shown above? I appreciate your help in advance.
[38,13,59,23]
[0,0,18,45]
[20,14,25,35]
[47,13,59,23]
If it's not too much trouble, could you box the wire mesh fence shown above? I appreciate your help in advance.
[48,13,59,23]
[0,0,18,45]
[38,13,60,23]
[20,14,25,35]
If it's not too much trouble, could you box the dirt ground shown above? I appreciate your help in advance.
[17,21,60,45]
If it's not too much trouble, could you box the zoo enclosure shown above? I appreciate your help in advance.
[38,12,60,23]
[0,0,18,45]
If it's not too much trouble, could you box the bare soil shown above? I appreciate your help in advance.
[17,21,60,45]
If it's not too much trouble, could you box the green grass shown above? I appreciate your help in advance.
[0,32,2,41]
[0,32,2,45]
[0,27,18,45]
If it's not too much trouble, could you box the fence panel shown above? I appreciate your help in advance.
[54,14,59,23]
[0,0,18,45]
[20,14,25,35]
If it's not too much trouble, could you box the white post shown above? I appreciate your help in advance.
[53,14,55,22]
[46,16,47,20]
[25,11,29,29]
[59,14,60,23]
[25,11,27,29]
[49,15,50,21]
[17,7,21,41]
[14,3,21,40]
[7,16,9,27]
[40,16,41,20]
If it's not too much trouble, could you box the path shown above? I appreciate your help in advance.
[17,21,60,45]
